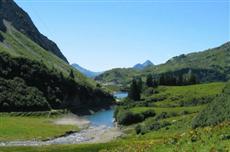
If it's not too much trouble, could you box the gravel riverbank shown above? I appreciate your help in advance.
[0,114,122,147]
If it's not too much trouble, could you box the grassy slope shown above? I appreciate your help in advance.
[0,21,95,87]
[192,81,230,128]
[95,68,139,86]
[1,83,229,151]
[148,82,224,106]
[97,42,230,86]
[130,106,204,114]
[145,42,230,75]
[0,115,79,141]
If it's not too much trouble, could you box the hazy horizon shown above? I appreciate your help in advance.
[15,0,229,71]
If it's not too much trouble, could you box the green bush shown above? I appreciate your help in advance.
[179,110,189,115]
[155,112,170,120]
[192,82,230,128]
[116,109,144,125]
[115,109,156,126]
[135,118,171,134]
[142,110,156,118]
[135,124,142,134]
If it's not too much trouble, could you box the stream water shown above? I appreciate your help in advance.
[85,109,115,127]
[114,92,128,99]
[0,92,127,146]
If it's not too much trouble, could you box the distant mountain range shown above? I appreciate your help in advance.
[96,42,230,87]
[133,60,154,70]
[72,60,153,78]
[72,63,102,78]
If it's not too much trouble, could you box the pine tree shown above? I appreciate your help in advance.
[136,77,143,91]
[128,78,141,101]
[159,74,166,85]
[146,74,154,87]
[153,79,159,88]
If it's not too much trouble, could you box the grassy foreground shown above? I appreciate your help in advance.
[0,122,229,152]
[0,115,79,141]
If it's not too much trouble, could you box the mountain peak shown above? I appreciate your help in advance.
[0,0,68,63]
[143,60,153,66]
[133,60,154,70]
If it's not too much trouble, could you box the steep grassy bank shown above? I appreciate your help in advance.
[0,0,115,113]
[0,22,114,112]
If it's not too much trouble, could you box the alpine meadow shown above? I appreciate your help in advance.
[0,0,229,152]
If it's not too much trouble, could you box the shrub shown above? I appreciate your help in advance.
[192,82,230,128]
[116,109,144,125]
[179,110,189,115]
[148,121,171,131]
[135,124,142,134]
[136,118,171,134]
[142,110,156,118]
[155,112,170,120]
[170,112,178,117]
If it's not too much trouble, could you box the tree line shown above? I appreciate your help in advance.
[128,70,199,101]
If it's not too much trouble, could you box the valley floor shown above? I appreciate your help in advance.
[0,82,230,151]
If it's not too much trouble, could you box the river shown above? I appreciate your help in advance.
[85,109,115,127]
[114,92,128,99]
[0,92,127,146]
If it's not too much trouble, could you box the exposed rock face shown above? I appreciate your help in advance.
[0,0,68,63]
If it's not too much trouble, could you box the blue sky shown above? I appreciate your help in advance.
[15,0,229,71]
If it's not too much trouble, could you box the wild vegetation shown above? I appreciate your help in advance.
[192,81,230,128]
[114,74,228,134]
[109,80,229,151]
[1,81,230,151]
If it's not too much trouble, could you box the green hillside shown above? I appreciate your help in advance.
[192,81,230,128]
[145,42,230,77]
[0,21,113,111]
[97,42,230,88]
[0,21,91,86]
[95,68,139,89]
[0,0,68,62]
